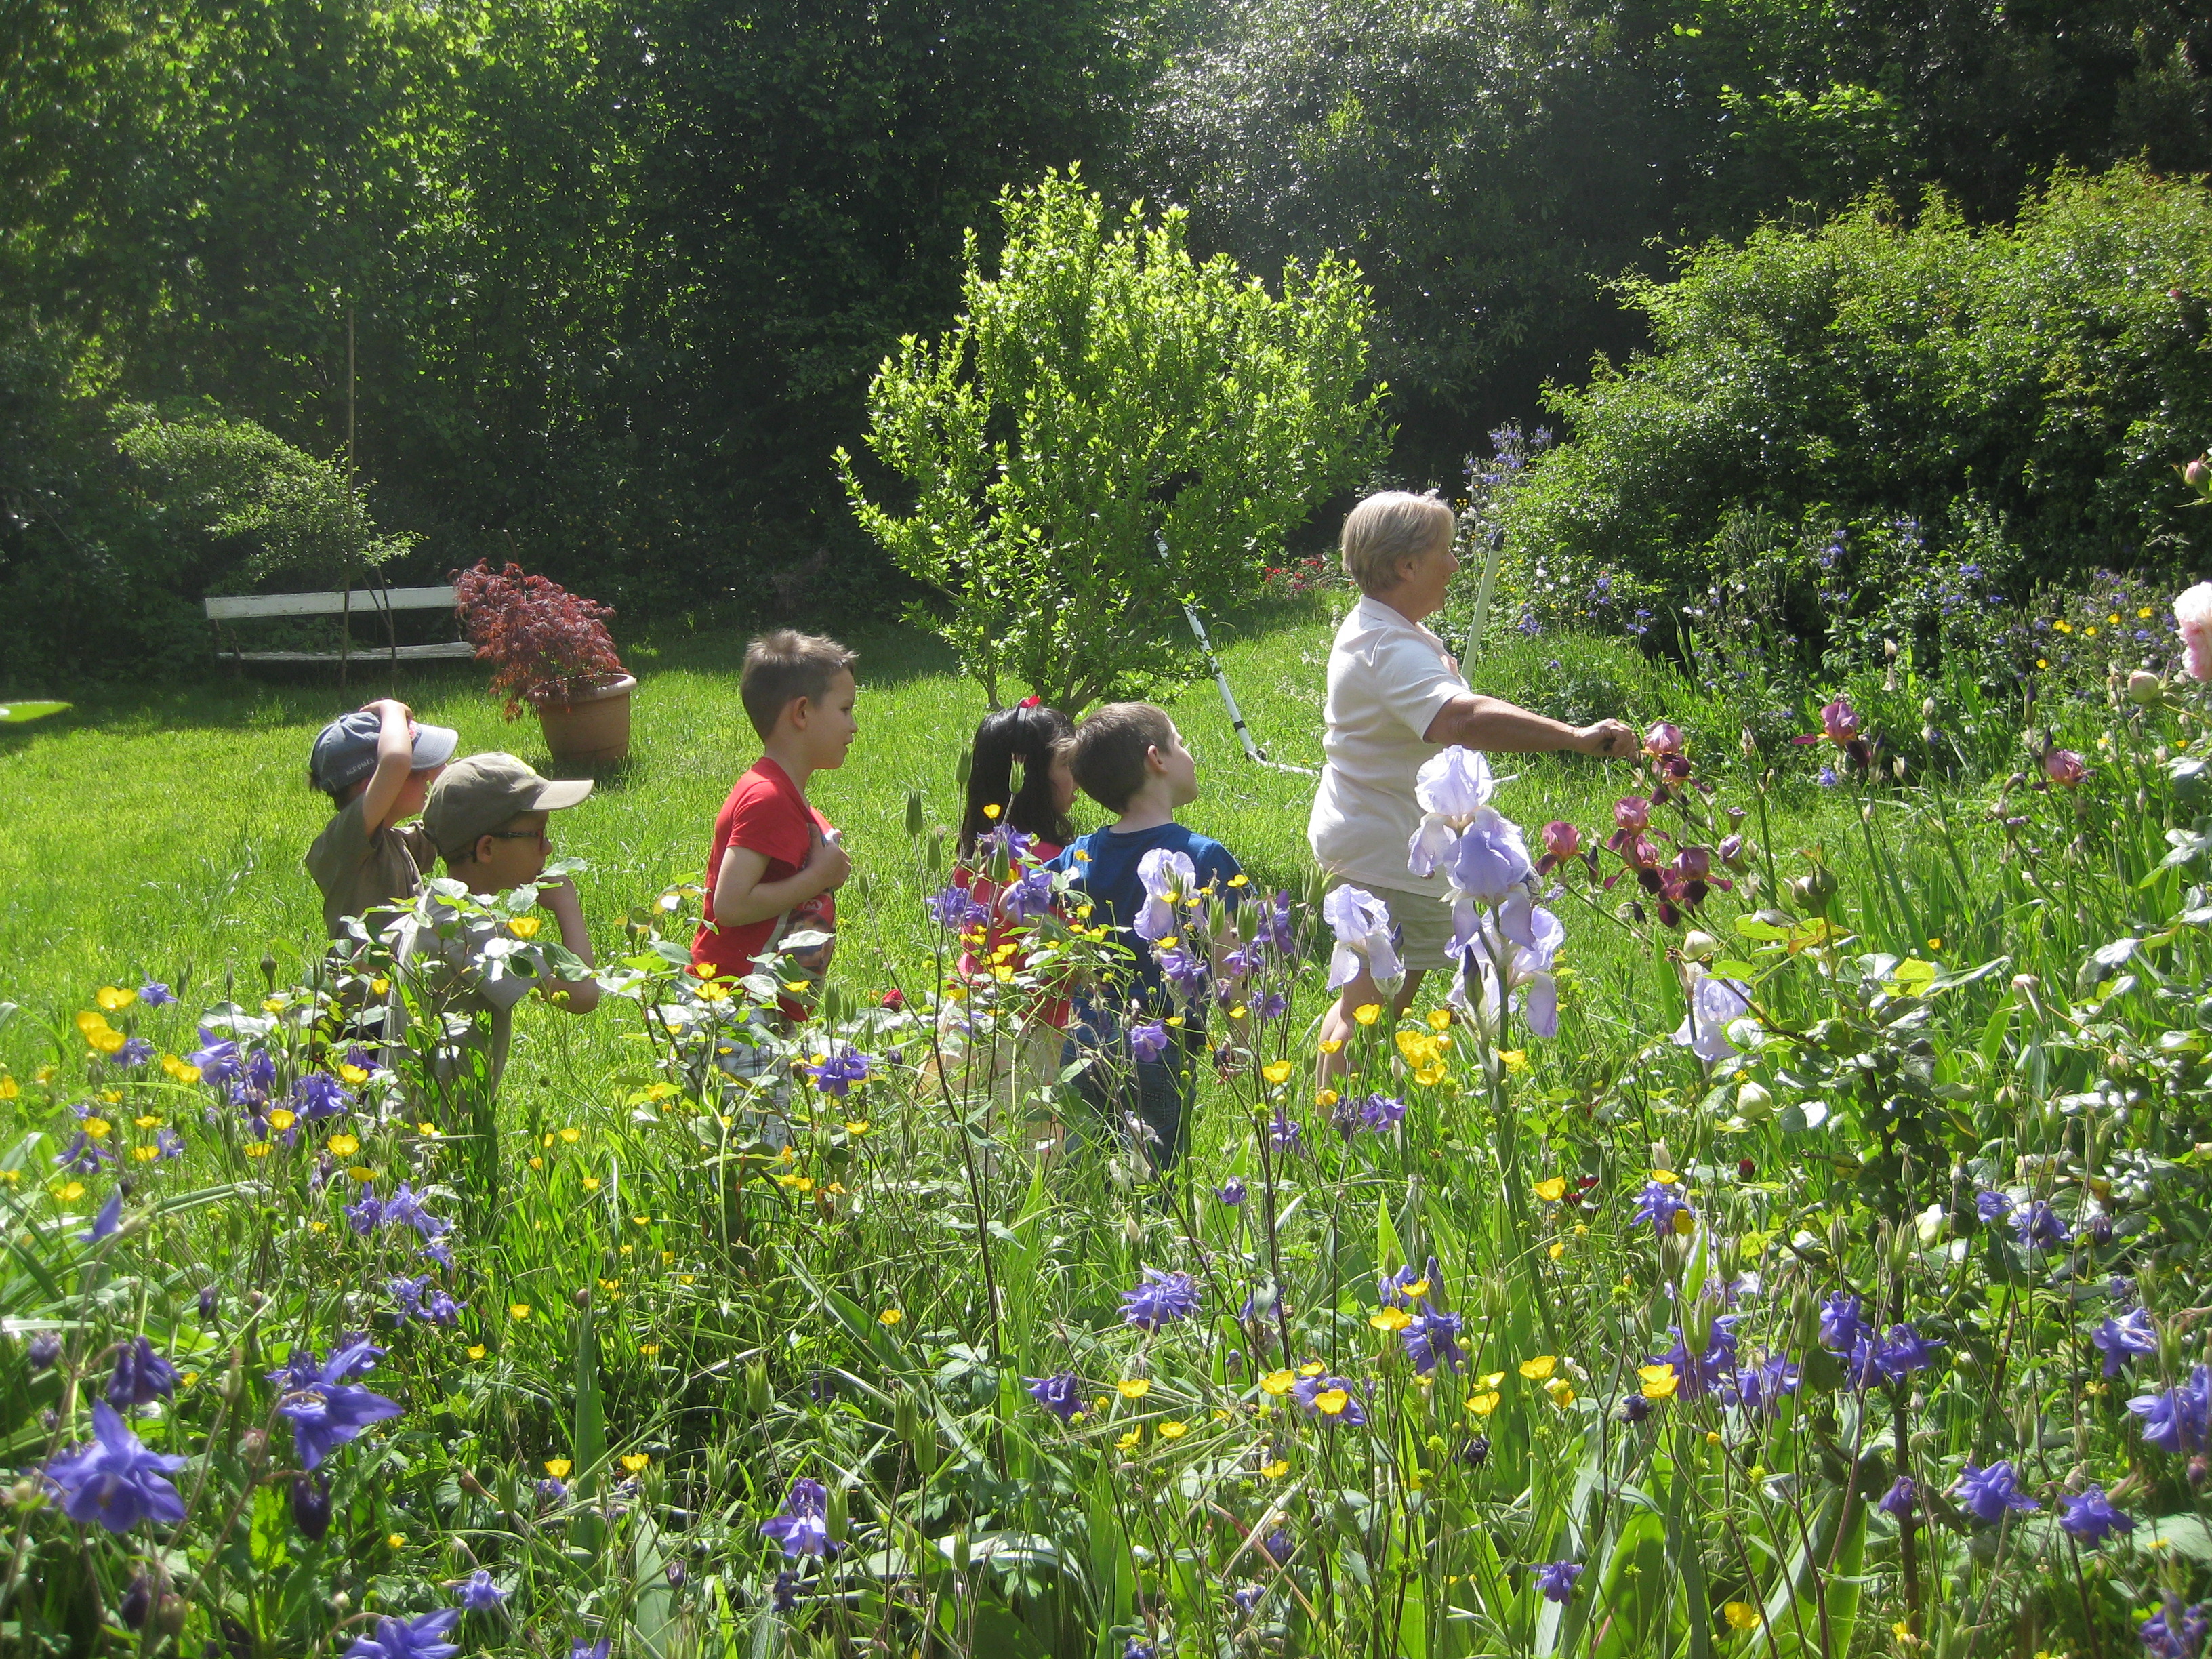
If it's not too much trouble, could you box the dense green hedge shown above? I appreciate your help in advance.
[1500,166,2212,651]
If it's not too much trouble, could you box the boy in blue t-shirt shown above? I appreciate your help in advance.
[1046,702,1241,1172]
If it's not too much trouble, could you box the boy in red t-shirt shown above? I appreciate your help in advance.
[691,631,858,1019]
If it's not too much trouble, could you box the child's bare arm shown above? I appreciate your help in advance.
[356,700,417,830]
[537,876,602,1012]
[711,832,850,927]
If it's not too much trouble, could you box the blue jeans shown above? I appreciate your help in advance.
[1060,1008,1199,1174]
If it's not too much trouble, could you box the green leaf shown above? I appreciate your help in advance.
[0,701,68,723]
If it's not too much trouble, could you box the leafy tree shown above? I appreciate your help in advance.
[838,170,1385,711]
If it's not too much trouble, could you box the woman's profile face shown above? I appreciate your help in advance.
[1390,531,1461,621]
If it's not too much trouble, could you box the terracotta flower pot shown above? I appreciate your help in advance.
[533,673,635,768]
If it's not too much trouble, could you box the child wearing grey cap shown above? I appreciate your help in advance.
[304,699,459,938]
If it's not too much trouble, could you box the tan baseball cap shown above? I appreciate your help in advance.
[424,752,593,859]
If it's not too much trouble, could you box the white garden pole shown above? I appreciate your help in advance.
[1463,522,1505,665]
[1156,534,1319,777]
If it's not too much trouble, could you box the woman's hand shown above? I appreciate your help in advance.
[1574,720,1638,758]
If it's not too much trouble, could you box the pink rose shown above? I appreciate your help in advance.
[2176,583,2212,682]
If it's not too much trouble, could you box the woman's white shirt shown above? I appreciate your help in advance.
[1306,595,1468,897]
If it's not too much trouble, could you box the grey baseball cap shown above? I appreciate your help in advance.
[423,752,593,859]
[310,710,459,794]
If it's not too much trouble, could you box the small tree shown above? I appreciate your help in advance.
[837,168,1387,712]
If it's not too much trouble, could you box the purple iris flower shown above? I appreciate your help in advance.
[1121,1267,1200,1330]
[1025,1371,1083,1422]
[38,1401,188,1532]
[1973,1189,2013,1224]
[1877,1476,1917,1520]
[1133,848,1198,943]
[188,1029,241,1086]
[1217,1178,1247,1206]
[2092,1307,2158,1376]
[1357,1093,1406,1132]
[270,1340,402,1469]
[1631,1181,1692,1237]
[1128,1020,1170,1063]
[2057,1484,2133,1547]
[138,982,175,1007]
[456,1569,506,1611]
[1290,1373,1367,1426]
[760,1477,835,1557]
[1952,1460,2039,1524]
[2013,1200,2070,1250]
[81,1191,123,1242]
[925,886,989,930]
[1442,808,1533,906]
[2129,1365,2212,1454]
[106,1336,177,1408]
[1818,1293,1866,1353]
[802,1048,872,1098]
[1402,1308,1465,1374]
[1535,1561,1582,1603]
[2142,1595,2209,1658]
[294,1072,354,1120]
[1673,968,1753,1063]
[339,1610,461,1659]
[1268,1111,1305,1155]
[112,1037,154,1069]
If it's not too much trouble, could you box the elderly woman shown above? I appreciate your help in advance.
[1308,491,1635,1053]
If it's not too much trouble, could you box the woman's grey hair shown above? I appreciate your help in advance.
[1339,492,1458,593]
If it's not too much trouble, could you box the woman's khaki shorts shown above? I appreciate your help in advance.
[1322,874,1460,975]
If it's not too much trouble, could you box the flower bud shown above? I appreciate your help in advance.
[893,1389,922,1445]
[198,1284,220,1321]
[119,1574,152,1630]
[26,1331,59,1371]
[155,1596,188,1639]
[1921,697,1936,718]
[2129,669,2165,705]
[743,1360,772,1418]
[950,1527,971,1574]
[2188,457,2210,491]
[1718,834,1746,870]
[827,1483,849,1545]
[1680,930,1721,962]
[905,788,924,838]
[239,1428,268,1467]
[665,1559,687,1589]
[1736,1080,1773,1121]
[927,829,943,874]
[292,1474,332,1541]
[1740,727,1758,759]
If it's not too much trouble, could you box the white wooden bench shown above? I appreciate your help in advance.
[205,585,476,673]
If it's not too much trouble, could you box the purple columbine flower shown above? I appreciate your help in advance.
[1268,1111,1305,1155]
[760,1477,834,1557]
[1649,1317,1740,1401]
[188,1029,241,1086]
[1121,1267,1200,1330]
[1155,945,1210,1000]
[1818,1293,1866,1353]
[1256,892,1295,954]
[347,1190,384,1235]
[138,981,175,1007]
[39,1401,187,1532]
[1357,1093,1406,1132]
[1952,1460,2039,1524]
[2142,1595,2209,1658]
[455,1569,506,1611]
[1535,1561,1582,1603]
[802,1048,872,1098]
[1251,990,1290,1024]
[2057,1484,2133,1547]
[1973,1189,2013,1224]
[925,886,989,931]
[2013,1200,2070,1250]
[1631,1180,1692,1237]
[1738,1353,1800,1416]
[1870,1324,1942,1381]
[1000,867,1057,922]
[1291,1373,1367,1427]
[340,1610,461,1659]
[112,1037,154,1069]
[1217,1178,1247,1206]
[1402,1308,1465,1374]
[106,1336,177,1408]
[2129,1365,2212,1454]
[81,1191,123,1242]
[1025,1371,1083,1422]
[56,1133,115,1174]
[155,1128,184,1160]
[271,1340,402,1469]
[571,1641,611,1659]
[1877,1476,1917,1521]
[2093,1307,2158,1377]
[1124,1640,1158,1659]
[294,1072,354,1120]
[1378,1259,1440,1308]
[1128,1020,1170,1063]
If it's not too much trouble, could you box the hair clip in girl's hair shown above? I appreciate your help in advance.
[1019,695,1042,708]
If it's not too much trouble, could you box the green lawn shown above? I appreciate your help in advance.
[0,594,1861,1080]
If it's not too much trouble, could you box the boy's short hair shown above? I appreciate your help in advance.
[739,630,857,739]
[1339,492,1457,593]
[1065,702,1177,814]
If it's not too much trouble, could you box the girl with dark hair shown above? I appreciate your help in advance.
[958,702,1077,857]
[941,701,1080,1158]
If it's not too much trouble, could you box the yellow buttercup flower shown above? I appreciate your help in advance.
[1353,1003,1382,1026]
[466,1345,487,1360]
[1116,1429,1142,1450]
[1651,1169,1680,1184]
[1498,1049,1528,1073]
[56,1180,86,1202]
[1313,1389,1351,1416]
[983,802,1000,820]
[268,1109,296,1132]
[1547,1240,1565,1261]
[1723,1602,1760,1632]
[508,916,541,939]
[81,1118,111,1140]
[1518,1355,1557,1380]
[243,1141,272,1158]
[0,1076,16,1101]
[1639,1363,1679,1400]
[133,1145,159,1162]
[1534,1176,1568,1202]
[388,1532,406,1549]
[338,1062,369,1086]
[1117,1378,1151,1399]
[1414,1060,1447,1086]
[583,1176,601,1191]
[1318,1038,1343,1054]
[639,1343,660,1357]
[1543,1378,1576,1408]
[1259,1370,1294,1396]
[509,1303,532,1322]
[1426,1008,1452,1030]
[1261,1060,1292,1085]
[96,986,136,1012]
[1370,1307,1412,1332]
[1315,1088,1338,1107]
[328,1134,359,1158]
[621,1453,650,1473]
[1157,1420,1189,1440]
[1466,1391,1501,1416]
[1261,1458,1290,1478]
[545,1458,572,1478]
[560,1127,581,1143]
[878,1309,903,1326]
[134,1114,161,1130]
[844,1120,869,1136]
[1297,1361,1326,1378]
[88,1027,126,1054]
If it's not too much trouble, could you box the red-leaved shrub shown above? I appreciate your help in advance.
[453,560,624,718]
